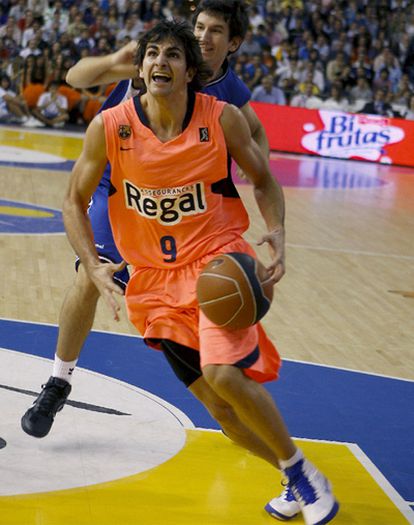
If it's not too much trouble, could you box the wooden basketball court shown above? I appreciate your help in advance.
[0,125,413,524]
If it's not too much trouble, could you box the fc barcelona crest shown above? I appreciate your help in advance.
[118,125,132,139]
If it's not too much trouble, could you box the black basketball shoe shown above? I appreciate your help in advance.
[21,377,72,438]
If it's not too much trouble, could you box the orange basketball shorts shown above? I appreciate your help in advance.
[125,237,281,383]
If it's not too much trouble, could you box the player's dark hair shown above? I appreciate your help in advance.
[192,0,250,41]
[134,19,212,91]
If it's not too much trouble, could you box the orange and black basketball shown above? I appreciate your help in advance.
[196,252,274,330]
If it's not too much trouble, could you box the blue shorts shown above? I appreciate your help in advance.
[75,181,130,290]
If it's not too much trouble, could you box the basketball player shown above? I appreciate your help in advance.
[60,20,339,525]
[20,2,295,520]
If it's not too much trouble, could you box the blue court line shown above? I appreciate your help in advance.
[0,318,412,506]
[0,160,74,170]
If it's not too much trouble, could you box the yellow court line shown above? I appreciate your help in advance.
[0,429,410,525]
[0,206,54,217]
[0,128,82,160]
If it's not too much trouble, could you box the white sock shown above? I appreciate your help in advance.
[52,355,78,383]
[279,449,304,470]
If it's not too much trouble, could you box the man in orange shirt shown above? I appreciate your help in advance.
[62,20,339,525]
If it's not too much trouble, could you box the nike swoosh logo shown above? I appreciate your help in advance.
[120,147,135,151]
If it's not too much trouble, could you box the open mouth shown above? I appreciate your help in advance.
[152,73,172,83]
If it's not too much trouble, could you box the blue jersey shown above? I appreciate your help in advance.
[203,60,251,107]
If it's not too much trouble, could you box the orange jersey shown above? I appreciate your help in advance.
[102,91,250,269]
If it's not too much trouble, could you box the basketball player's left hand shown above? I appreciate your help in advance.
[257,226,285,283]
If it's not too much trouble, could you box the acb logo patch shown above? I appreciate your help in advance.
[118,125,132,139]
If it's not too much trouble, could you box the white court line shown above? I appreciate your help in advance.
[348,442,414,523]
[283,357,414,383]
[286,242,414,261]
[1,316,413,383]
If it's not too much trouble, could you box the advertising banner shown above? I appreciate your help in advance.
[251,102,414,168]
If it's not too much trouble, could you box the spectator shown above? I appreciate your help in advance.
[396,32,410,66]
[106,5,121,33]
[326,51,347,85]
[20,11,39,47]
[74,28,95,55]
[393,73,413,104]
[162,0,176,20]
[9,0,27,22]
[116,15,141,44]
[1,23,21,59]
[320,82,350,112]
[31,80,69,127]
[349,75,373,111]
[0,16,22,43]
[265,19,287,48]
[66,13,87,39]
[236,28,262,56]
[21,54,48,109]
[244,54,269,90]
[261,46,277,74]
[403,93,414,120]
[251,74,286,105]
[315,33,331,64]
[58,32,79,58]
[299,62,325,94]
[94,36,112,57]
[0,74,42,126]
[359,88,394,117]
[32,26,48,53]
[290,80,322,109]
[89,13,108,41]
[298,35,315,61]
[272,38,290,64]
[253,24,270,49]
[351,48,374,84]
[249,5,264,30]
[373,68,393,93]
[19,37,41,59]
[142,0,165,24]
[275,56,302,94]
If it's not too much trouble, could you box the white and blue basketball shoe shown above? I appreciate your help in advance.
[265,458,339,524]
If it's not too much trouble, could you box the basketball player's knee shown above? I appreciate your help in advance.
[202,365,236,397]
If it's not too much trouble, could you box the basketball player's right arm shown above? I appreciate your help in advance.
[221,104,286,283]
[63,115,125,320]
[66,41,137,88]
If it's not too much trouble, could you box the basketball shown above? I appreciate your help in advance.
[196,252,274,330]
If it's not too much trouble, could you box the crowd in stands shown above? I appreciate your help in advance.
[2,0,414,129]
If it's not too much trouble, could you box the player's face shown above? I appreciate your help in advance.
[194,12,241,71]
[139,39,194,96]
